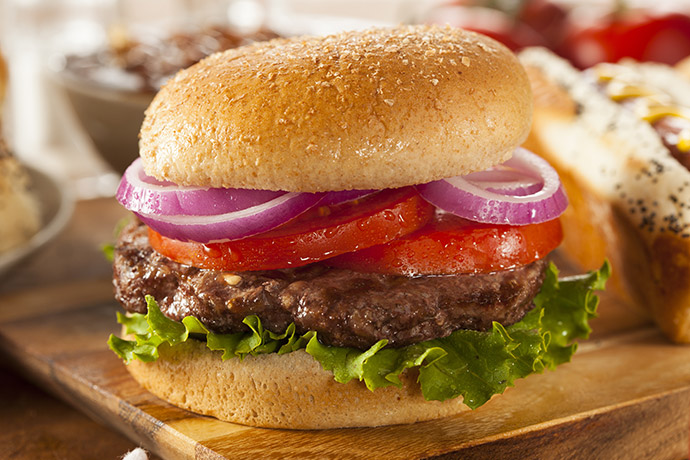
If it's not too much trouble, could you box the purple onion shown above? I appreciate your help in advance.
[415,148,568,225]
[117,159,324,242]
[117,159,285,216]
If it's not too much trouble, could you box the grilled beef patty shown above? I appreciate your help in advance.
[113,220,547,349]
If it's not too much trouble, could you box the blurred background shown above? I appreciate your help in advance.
[1,0,690,199]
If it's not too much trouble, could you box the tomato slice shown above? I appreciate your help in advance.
[326,212,563,275]
[148,187,435,271]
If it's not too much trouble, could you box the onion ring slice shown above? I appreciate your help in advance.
[117,159,324,243]
[136,190,324,243]
[416,148,568,225]
[117,159,285,216]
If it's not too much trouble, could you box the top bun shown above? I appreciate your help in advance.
[140,25,532,192]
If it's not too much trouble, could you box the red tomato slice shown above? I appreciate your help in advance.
[148,187,435,271]
[326,212,563,275]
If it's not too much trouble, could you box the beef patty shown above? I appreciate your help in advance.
[113,220,548,349]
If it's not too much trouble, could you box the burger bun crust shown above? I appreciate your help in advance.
[127,339,470,429]
[139,25,532,192]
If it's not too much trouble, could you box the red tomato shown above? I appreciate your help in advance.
[325,212,563,275]
[148,188,435,271]
[560,11,690,68]
[423,4,548,50]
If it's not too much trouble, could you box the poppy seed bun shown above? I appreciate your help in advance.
[139,25,532,192]
[520,47,690,342]
[127,339,470,429]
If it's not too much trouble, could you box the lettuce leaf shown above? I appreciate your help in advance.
[108,261,609,407]
[102,217,131,263]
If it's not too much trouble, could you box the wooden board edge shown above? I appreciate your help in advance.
[426,388,690,460]
[0,336,221,460]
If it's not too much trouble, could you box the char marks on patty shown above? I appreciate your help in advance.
[113,220,547,349]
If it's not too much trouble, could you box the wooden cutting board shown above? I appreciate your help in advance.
[0,197,687,459]
[1,272,689,459]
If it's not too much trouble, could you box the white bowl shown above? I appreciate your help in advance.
[0,166,75,277]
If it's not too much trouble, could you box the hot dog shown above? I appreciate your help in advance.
[519,47,690,343]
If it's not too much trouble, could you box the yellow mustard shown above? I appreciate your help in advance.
[594,64,690,152]
[679,133,690,153]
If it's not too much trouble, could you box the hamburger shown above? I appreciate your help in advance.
[108,25,608,429]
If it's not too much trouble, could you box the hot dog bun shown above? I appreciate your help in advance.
[519,47,690,343]
[676,55,690,79]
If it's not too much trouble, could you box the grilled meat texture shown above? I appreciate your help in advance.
[113,220,547,349]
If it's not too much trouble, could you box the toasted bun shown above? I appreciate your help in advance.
[127,339,470,429]
[519,48,690,343]
[139,25,532,192]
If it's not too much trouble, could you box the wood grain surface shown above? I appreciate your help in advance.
[0,362,152,460]
[0,198,161,460]
[1,198,689,460]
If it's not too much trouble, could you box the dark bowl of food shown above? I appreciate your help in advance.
[53,25,280,174]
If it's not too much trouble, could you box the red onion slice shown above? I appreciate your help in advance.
[416,148,568,225]
[117,159,324,242]
[464,168,543,197]
[117,159,285,216]
[136,191,324,243]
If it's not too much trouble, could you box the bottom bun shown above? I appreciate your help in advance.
[126,338,471,429]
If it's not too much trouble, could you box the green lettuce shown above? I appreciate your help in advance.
[108,261,609,407]
[102,217,131,263]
